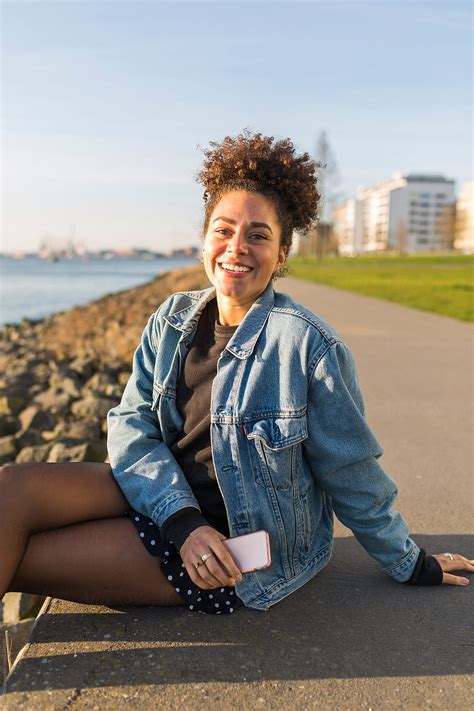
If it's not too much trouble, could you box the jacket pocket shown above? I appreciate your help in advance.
[246,414,308,491]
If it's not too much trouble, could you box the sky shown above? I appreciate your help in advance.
[1,0,472,253]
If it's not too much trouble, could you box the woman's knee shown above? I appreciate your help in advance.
[0,461,129,533]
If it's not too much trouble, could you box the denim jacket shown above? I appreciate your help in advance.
[107,283,420,610]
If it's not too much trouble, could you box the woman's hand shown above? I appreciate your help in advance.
[433,553,474,585]
[180,526,243,590]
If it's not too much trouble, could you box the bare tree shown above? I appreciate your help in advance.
[314,130,340,225]
[312,131,341,260]
[395,219,408,255]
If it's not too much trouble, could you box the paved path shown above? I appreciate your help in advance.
[2,280,473,710]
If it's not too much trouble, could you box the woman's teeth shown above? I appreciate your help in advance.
[221,263,251,273]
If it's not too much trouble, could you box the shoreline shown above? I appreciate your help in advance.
[0,263,210,469]
[0,256,199,328]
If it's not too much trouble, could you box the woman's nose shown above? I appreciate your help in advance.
[226,232,247,254]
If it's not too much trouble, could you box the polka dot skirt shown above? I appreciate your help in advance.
[125,509,243,615]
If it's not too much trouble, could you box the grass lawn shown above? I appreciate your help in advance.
[287,254,474,322]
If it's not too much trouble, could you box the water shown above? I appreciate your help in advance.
[0,256,197,327]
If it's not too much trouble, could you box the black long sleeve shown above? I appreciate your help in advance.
[406,549,443,585]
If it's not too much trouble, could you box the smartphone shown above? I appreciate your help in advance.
[222,530,271,574]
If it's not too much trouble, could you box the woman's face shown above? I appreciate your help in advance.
[202,191,286,319]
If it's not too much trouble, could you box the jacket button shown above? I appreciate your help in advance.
[168,426,177,433]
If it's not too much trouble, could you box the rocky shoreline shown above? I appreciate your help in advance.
[0,263,209,467]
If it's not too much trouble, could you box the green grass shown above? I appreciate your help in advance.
[287,254,474,322]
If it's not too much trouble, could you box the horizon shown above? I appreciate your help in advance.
[2,0,472,253]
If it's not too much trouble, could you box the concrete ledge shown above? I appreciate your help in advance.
[1,535,472,710]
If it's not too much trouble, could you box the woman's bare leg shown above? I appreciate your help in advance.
[8,517,183,606]
[0,462,180,605]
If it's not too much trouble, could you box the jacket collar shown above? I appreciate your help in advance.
[165,282,275,360]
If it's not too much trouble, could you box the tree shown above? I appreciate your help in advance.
[312,131,341,259]
[314,130,340,225]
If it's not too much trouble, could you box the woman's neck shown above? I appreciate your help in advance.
[215,295,254,326]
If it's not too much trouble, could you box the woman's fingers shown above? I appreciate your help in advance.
[180,525,242,590]
[441,572,470,586]
[433,553,474,585]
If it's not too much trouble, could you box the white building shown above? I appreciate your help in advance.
[333,199,363,256]
[333,172,456,254]
[454,181,474,254]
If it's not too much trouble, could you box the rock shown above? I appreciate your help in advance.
[118,370,132,385]
[1,593,44,624]
[83,372,117,396]
[0,436,19,464]
[14,428,43,449]
[42,420,102,442]
[47,440,107,463]
[1,618,36,684]
[0,414,20,437]
[33,387,74,415]
[104,384,124,399]
[15,444,51,463]
[0,394,28,416]
[18,406,54,432]
[48,371,82,399]
[71,396,117,420]
[68,356,97,381]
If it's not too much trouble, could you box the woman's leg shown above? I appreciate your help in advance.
[8,517,183,606]
[0,462,181,605]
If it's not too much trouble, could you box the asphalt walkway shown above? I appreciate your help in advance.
[2,279,473,710]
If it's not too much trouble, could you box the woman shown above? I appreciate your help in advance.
[1,132,472,613]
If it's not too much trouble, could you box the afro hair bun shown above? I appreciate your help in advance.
[196,130,320,245]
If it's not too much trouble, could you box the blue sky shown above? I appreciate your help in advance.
[2,0,472,253]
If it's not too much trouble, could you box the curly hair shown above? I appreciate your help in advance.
[196,130,320,276]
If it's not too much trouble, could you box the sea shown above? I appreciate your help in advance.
[0,256,197,327]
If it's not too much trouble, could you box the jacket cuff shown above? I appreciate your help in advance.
[160,508,209,553]
[405,549,443,585]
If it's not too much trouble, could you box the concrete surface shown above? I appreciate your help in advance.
[1,280,473,709]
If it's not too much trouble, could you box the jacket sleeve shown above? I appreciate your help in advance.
[304,340,420,582]
[106,308,202,528]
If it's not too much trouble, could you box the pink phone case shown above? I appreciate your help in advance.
[222,530,271,573]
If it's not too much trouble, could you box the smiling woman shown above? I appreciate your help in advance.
[1,131,472,618]
[201,191,286,325]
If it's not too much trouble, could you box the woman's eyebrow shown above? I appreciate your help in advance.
[212,216,273,233]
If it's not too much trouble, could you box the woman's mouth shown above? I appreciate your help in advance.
[218,262,252,276]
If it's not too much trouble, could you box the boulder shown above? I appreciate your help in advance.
[0,435,19,464]
[33,387,74,415]
[104,384,124,400]
[83,371,117,396]
[0,414,20,437]
[18,406,55,432]
[48,371,82,399]
[43,420,102,442]
[47,440,107,463]
[68,356,97,381]
[0,394,28,416]
[1,593,44,624]
[15,444,51,463]
[1,619,35,684]
[118,370,132,385]
[14,428,43,449]
[71,396,117,420]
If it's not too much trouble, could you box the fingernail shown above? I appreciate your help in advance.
[461,579,469,585]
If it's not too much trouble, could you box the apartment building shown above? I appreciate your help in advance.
[333,173,456,254]
[454,181,474,253]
